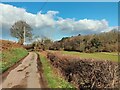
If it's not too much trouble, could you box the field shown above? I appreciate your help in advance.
[50,51,118,62]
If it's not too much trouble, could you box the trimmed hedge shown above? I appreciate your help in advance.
[47,52,119,89]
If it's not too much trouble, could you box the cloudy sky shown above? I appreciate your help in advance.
[0,2,118,41]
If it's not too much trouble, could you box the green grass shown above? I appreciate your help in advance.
[39,54,75,88]
[0,48,28,73]
[60,51,119,62]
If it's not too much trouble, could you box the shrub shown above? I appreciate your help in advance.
[47,52,119,89]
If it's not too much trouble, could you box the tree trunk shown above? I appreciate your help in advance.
[18,38,24,45]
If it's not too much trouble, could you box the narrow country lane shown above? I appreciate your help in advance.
[1,52,41,88]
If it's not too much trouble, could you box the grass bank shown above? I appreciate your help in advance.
[39,53,75,88]
[60,51,118,62]
[0,48,28,73]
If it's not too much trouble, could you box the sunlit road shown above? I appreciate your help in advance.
[1,52,41,88]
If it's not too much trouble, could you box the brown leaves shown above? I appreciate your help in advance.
[47,52,119,89]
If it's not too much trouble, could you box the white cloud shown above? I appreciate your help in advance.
[1,3,25,25]
[56,18,109,34]
[0,3,57,29]
[0,3,116,40]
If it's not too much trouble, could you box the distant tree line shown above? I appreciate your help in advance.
[26,37,53,51]
[30,29,119,53]
[49,29,119,53]
[10,21,119,53]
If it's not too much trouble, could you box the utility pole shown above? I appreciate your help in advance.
[23,26,25,45]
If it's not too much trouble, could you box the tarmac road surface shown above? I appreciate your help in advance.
[1,52,41,88]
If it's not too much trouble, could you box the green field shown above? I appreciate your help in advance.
[0,48,28,73]
[39,53,75,88]
[58,51,119,62]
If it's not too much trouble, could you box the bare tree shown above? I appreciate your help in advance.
[10,20,32,45]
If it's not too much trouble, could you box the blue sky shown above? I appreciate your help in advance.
[1,2,118,41]
[4,2,118,26]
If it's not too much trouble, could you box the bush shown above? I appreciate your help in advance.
[47,52,119,89]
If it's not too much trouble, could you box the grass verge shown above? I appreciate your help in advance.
[39,53,75,88]
[0,48,28,73]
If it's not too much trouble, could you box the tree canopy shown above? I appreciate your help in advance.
[49,29,119,53]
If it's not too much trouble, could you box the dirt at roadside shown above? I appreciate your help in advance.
[1,40,23,51]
